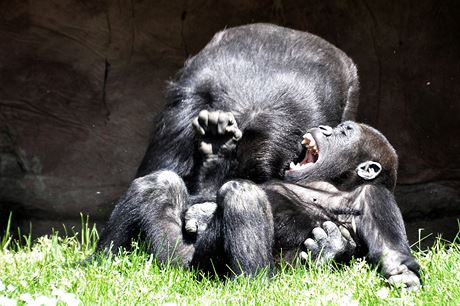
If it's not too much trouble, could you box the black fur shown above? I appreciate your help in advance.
[135,23,358,183]
[265,122,420,288]
[186,120,420,287]
[97,24,360,276]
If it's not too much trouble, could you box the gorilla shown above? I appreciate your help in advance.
[96,24,360,274]
[183,118,420,289]
[270,121,420,288]
[98,109,420,289]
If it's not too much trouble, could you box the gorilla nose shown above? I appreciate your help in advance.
[319,125,333,136]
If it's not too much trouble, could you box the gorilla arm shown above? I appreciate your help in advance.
[352,185,420,289]
[265,179,420,289]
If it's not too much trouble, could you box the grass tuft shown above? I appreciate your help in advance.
[0,217,459,305]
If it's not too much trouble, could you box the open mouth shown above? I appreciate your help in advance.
[288,133,319,171]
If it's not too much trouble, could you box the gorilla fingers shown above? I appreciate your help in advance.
[301,221,357,264]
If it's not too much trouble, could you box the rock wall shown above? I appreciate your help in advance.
[0,0,459,244]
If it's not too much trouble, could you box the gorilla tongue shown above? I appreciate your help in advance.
[289,133,319,171]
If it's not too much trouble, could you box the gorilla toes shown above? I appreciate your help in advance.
[184,202,217,235]
[184,218,198,233]
[192,110,242,140]
[302,221,356,264]
[193,110,242,156]
[387,264,421,290]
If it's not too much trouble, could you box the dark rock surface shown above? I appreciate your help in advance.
[0,0,459,245]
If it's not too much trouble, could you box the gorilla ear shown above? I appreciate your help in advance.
[356,161,382,180]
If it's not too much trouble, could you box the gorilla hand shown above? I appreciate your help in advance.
[192,110,242,155]
[300,221,356,264]
[184,202,217,235]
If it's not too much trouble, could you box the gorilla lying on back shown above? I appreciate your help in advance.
[184,118,420,289]
[270,121,420,288]
[97,24,359,265]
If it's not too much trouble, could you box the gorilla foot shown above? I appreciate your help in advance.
[193,110,242,139]
[184,202,217,235]
[192,110,242,155]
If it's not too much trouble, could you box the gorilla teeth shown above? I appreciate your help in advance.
[289,161,311,171]
[302,133,315,146]
[289,157,314,171]
[289,133,319,171]
[302,133,318,155]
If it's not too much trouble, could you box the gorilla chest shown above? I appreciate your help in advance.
[270,181,358,249]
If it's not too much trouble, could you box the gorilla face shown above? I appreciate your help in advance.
[285,121,398,191]
[287,121,361,172]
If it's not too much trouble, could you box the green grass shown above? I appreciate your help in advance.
[0,219,459,306]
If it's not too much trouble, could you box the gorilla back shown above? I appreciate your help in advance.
[136,23,359,186]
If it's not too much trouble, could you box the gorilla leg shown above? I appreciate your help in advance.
[138,171,195,265]
[218,180,274,276]
[97,170,194,266]
[97,189,142,253]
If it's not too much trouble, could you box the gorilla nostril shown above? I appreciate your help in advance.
[319,125,333,136]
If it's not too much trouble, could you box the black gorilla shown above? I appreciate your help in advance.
[97,24,359,272]
[136,23,359,183]
[185,119,420,288]
[270,121,420,288]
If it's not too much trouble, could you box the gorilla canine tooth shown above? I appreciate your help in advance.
[302,133,315,147]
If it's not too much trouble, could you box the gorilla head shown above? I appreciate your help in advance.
[285,121,398,191]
